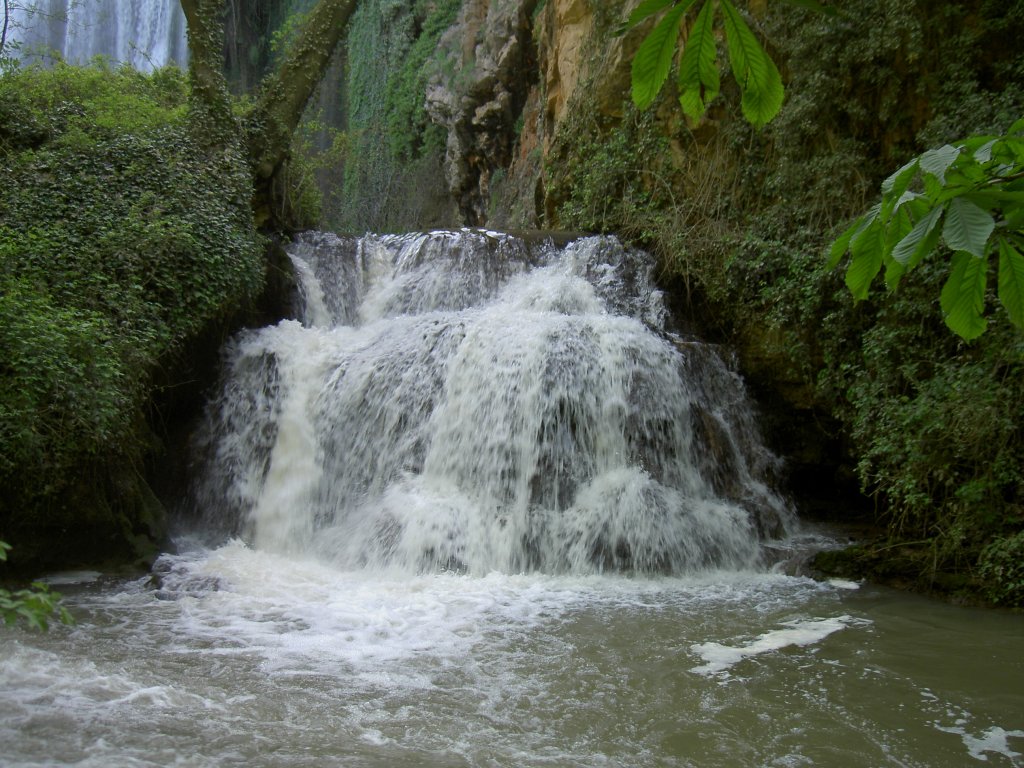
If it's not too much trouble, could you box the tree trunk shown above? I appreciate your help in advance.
[180,0,236,145]
[246,0,358,184]
[181,0,357,229]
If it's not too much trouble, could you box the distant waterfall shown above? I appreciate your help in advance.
[189,230,793,575]
[6,0,188,70]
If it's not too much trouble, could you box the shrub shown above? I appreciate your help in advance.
[0,62,264,567]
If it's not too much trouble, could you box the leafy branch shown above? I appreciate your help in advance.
[829,118,1024,340]
[621,0,835,129]
[0,541,74,631]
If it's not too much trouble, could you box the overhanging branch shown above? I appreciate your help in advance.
[246,0,359,182]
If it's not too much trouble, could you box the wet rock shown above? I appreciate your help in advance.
[426,0,541,224]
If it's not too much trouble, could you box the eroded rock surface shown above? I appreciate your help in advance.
[426,0,541,224]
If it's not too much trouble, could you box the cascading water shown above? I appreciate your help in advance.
[4,230,1021,767]
[6,0,187,70]
[189,229,792,574]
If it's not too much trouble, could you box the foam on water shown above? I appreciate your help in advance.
[689,615,868,676]
[928,692,1024,764]
[153,541,816,683]
[188,230,792,576]
[942,727,1024,763]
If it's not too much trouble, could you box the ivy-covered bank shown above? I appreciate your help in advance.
[520,0,1024,605]
[0,63,266,572]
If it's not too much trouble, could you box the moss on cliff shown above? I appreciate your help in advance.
[337,0,462,231]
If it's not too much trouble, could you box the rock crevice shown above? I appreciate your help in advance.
[426,0,541,225]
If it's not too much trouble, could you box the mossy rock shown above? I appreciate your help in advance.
[812,541,986,605]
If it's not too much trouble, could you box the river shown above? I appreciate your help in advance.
[1,546,1022,766]
[2,230,1021,766]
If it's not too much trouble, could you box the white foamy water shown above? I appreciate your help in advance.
[690,615,868,676]
[7,0,188,70]
[189,230,791,576]
[936,725,1024,763]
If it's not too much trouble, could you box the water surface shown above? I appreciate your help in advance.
[2,542,1021,767]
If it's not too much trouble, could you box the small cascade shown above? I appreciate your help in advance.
[190,230,792,574]
[7,0,188,71]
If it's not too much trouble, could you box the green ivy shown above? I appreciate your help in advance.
[338,0,461,231]
[0,62,264,566]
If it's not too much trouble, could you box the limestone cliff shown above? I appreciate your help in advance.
[426,0,688,230]
[425,0,542,224]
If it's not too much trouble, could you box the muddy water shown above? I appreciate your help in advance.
[1,542,1021,767]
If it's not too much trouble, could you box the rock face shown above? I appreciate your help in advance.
[425,0,542,224]
[537,0,592,132]
[425,0,647,228]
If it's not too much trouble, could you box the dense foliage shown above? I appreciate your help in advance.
[547,0,1024,604]
[338,0,461,231]
[0,62,264,568]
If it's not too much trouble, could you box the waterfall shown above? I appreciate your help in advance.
[189,230,793,574]
[6,0,187,70]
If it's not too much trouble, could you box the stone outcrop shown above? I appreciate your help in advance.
[425,0,541,224]
[424,0,650,228]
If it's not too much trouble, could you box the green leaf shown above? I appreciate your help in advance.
[970,138,998,164]
[884,257,906,291]
[889,190,924,218]
[881,157,919,197]
[998,238,1024,329]
[619,0,678,34]
[828,218,860,268]
[942,196,995,258]
[677,0,720,122]
[631,2,692,109]
[884,203,913,253]
[846,218,885,300]
[1006,206,1024,232]
[956,133,997,152]
[919,145,961,184]
[882,207,915,289]
[891,204,943,266]
[940,250,988,340]
[829,204,879,268]
[970,188,1024,207]
[720,0,784,129]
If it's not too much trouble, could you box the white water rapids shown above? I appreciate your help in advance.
[188,230,791,574]
[2,230,1021,767]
